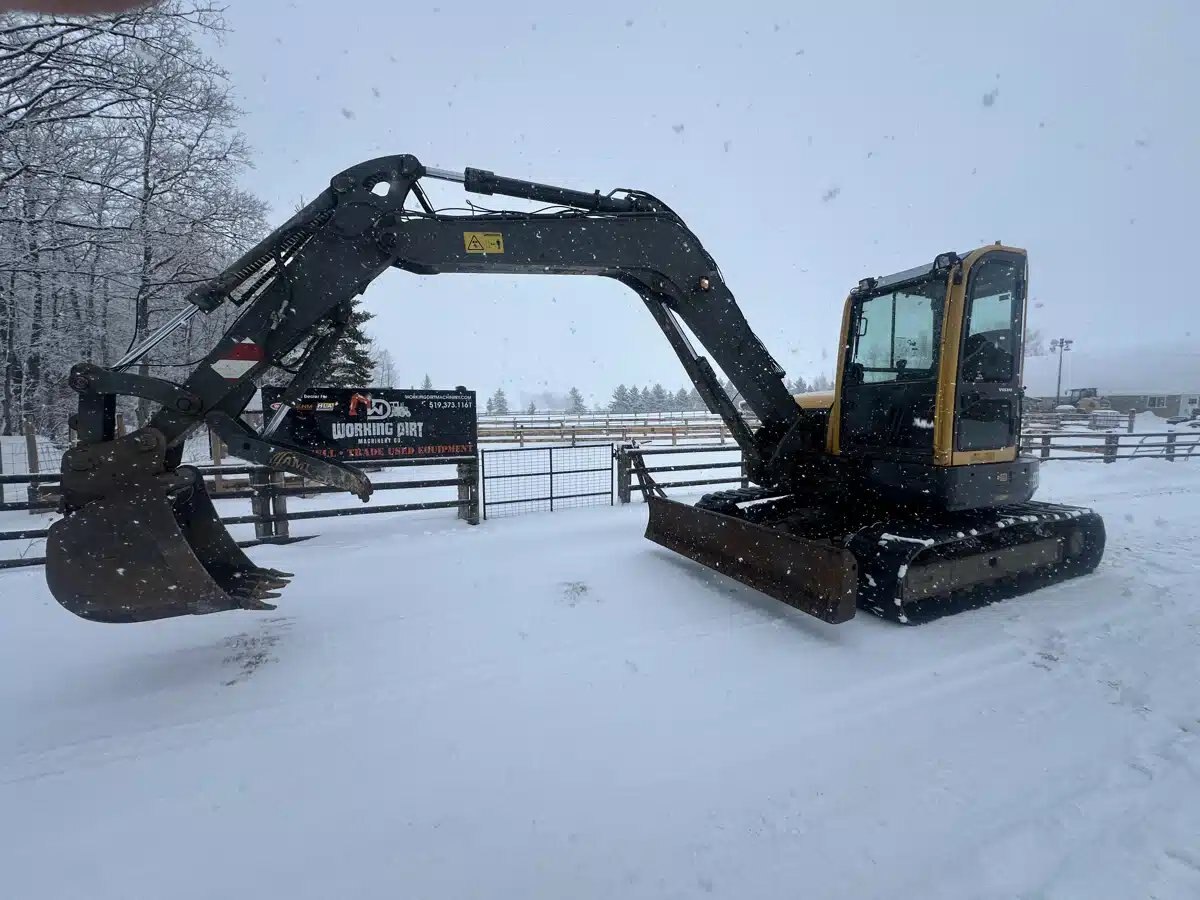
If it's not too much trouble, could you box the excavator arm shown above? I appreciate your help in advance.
[47,154,817,623]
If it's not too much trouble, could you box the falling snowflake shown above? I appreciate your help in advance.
[341,108,356,120]
[982,88,999,107]
[821,186,841,203]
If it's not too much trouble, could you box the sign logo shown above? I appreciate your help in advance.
[349,392,412,420]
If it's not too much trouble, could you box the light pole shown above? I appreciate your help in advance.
[1049,337,1073,407]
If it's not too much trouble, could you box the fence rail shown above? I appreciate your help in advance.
[0,455,479,570]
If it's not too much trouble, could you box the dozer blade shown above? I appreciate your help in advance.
[46,469,290,624]
[645,496,859,624]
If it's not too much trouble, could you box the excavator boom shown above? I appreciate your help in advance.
[47,154,820,622]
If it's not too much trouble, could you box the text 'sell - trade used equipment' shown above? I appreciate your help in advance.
[44,154,1104,625]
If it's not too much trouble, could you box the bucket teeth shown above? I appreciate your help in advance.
[237,595,280,611]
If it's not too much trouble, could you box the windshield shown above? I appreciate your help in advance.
[847,278,946,384]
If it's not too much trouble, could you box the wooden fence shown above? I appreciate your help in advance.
[0,455,479,570]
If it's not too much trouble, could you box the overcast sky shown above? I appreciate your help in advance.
[206,1,1197,401]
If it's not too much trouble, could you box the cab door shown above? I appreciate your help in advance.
[952,249,1027,462]
[838,278,946,460]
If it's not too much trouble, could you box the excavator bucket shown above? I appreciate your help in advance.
[46,456,290,624]
[644,496,859,624]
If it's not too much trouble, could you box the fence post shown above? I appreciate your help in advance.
[1104,433,1119,463]
[249,468,274,541]
[1040,433,1051,460]
[270,469,290,539]
[1127,410,1136,434]
[616,445,632,504]
[23,420,37,475]
[457,458,480,525]
[23,420,38,511]
[1165,431,1176,462]
[210,429,225,493]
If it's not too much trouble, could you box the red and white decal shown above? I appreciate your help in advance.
[211,338,265,380]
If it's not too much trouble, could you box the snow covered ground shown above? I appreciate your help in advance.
[2,460,1199,899]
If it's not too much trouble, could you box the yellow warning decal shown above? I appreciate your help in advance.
[463,231,504,254]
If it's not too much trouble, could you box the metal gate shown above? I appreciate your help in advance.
[480,444,613,519]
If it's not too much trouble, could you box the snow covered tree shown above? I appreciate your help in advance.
[319,297,375,387]
[649,383,669,411]
[790,375,809,394]
[0,4,267,435]
[687,387,703,410]
[485,394,495,415]
[609,384,631,413]
[489,388,509,415]
[421,373,433,389]
[567,386,587,414]
[372,350,397,387]
[674,387,690,411]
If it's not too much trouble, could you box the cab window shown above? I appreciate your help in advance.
[961,258,1022,383]
[848,282,943,384]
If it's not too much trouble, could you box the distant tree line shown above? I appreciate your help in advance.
[471,375,835,418]
[608,383,703,414]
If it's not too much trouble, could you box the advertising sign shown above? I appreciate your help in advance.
[261,387,477,460]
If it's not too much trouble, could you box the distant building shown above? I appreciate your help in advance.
[1021,342,1199,419]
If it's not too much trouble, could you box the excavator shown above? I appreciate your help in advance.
[44,154,1105,625]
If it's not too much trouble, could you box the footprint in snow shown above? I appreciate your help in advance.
[1031,628,1067,669]
[559,581,594,607]
[222,617,292,686]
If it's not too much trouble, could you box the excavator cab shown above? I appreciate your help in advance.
[830,245,1035,511]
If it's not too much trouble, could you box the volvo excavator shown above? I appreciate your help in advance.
[44,154,1105,625]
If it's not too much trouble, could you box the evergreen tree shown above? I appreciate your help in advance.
[609,384,631,413]
[812,374,833,391]
[490,388,509,415]
[319,297,375,386]
[526,401,537,415]
[674,387,690,411]
[790,375,809,394]
[630,386,647,413]
[421,373,433,389]
[687,386,703,410]
[567,386,587,414]
[485,395,496,415]
[649,383,669,411]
